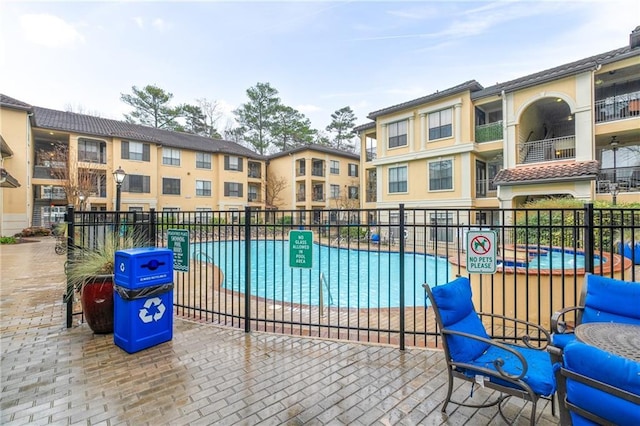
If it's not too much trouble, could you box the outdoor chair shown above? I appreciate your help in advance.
[548,273,640,424]
[423,277,556,425]
[554,341,640,425]
[550,274,640,350]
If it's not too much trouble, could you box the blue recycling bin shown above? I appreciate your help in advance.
[113,247,174,354]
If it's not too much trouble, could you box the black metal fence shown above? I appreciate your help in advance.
[65,204,639,349]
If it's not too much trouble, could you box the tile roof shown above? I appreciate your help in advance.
[367,80,484,119]
[268,143,360,160]
[0,94,33,112]
[353,121,376,133]
[30,105,264,159]
[472,45,639,99]
[493,161,600,186]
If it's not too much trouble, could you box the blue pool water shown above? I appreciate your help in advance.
[193,240,453,308]
[497,249,602,270]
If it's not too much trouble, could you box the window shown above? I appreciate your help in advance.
[162,178,181,195]
[428,109,453,140]
[297,159,306,176]
[196,152,212,169]
[430,212,454,243]
[121,141,150,161]
[224,155,243,171]
[224,182,243,197]
[388,120,407,148]
[78,138,106,163]
[330,160,340,174]
[162,148,180,166]
[348,163,359,177]
[348,186,359,200]
[248,185,259,202]
[366,136,377,161]
[196,180,211,196]
[330,184,340,199]
[429,159,453,190]
[122,174,150,193]
[388,166,407,193]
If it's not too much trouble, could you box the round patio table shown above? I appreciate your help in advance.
[575,322,640,361]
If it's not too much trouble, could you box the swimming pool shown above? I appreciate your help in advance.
[497,248,603,270]
[193,240,453,308]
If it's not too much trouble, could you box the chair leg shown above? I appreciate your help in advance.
[529,399,537,426]
[442,372,454,413]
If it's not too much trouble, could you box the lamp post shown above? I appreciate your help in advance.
[78,193,85,211]
[610,137,619,205]
[112,166,126,212]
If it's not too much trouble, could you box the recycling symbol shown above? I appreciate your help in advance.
[139,297,166,323]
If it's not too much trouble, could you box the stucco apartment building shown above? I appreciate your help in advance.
[2,27,639,237]
[356,27,640,228]
[0,96,361,236]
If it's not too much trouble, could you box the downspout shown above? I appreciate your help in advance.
[498,90,507,208]
[26,112,34,227]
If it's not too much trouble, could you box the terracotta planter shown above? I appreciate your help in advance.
[81,275,114,334]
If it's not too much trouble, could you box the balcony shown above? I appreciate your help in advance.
[296,167,306,177]
[517,136,575,165]
[312,192,325,202]
[595,91,640,123]
[311,167,325,177]
[596,166,640,194]
[296,192,306,202]
[248,193,262,203]
[475,121,503,143]
[248,162,262,179]
[475,179,497,198]
[365,189,377,203]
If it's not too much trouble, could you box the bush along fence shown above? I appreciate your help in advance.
[65,204,639,349]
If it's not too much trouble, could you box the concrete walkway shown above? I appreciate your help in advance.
[0,238,558,425]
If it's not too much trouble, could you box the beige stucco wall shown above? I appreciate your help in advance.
[0,107,31,236]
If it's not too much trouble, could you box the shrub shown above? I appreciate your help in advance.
[0,236,17,244]
[16,227,52,237]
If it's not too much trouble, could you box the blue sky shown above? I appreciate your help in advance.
[2,1,638,135]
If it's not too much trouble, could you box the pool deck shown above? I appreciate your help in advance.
[1,237,560,425]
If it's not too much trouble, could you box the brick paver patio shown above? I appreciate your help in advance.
[1,237,558,425]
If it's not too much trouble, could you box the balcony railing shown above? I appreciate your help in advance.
[296,168,306,177]
[475,121,503,143]
[248,194,262,202]
[475,179,497,198]
[365,189,377,203]
[595,90,640,123]
[296,192,306,202]
[312,193,325,202]
[517,136,575,164]
[248,170,261,179]
[596,166,640,193]
[312,167,325,177]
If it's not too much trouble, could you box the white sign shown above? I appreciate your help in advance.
[466,230,497,273]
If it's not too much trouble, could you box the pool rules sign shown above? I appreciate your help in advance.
[466,230,497,274]
[289,230,313,269]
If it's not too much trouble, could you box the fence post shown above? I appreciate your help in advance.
[399,203,405,351]
[244,205,252,333]
[584,202,594,274]
[65,204,75,328]
[149,208,156,247]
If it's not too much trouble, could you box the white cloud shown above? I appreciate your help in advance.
[133,17,144,29]
[19,14,84,48]
[296,104,322,114]
[152,18,170,31]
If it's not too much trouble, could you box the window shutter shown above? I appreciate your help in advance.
[121,141,129,159]
[143,176,150,193]
[224,182,230,196]
[143,144,150,162]
[238,158,244,172]
[224,156,229,170]
[121,175,130,192]
[238,184,243,197]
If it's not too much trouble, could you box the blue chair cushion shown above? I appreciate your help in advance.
[551,332,576,349]
[582,274,640,324]
[564,341,640,425]
[430,277,490,362]
[463,344,556,397]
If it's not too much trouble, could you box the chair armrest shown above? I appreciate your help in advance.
[443,328,528,381]
[551,305,584,334]
[478,312,551,349]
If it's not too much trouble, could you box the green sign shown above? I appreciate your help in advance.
[466,230,497,274]
[289,230,313,269]
[168,229,190,272]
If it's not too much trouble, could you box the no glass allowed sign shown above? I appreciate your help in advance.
[466,230,497,274]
